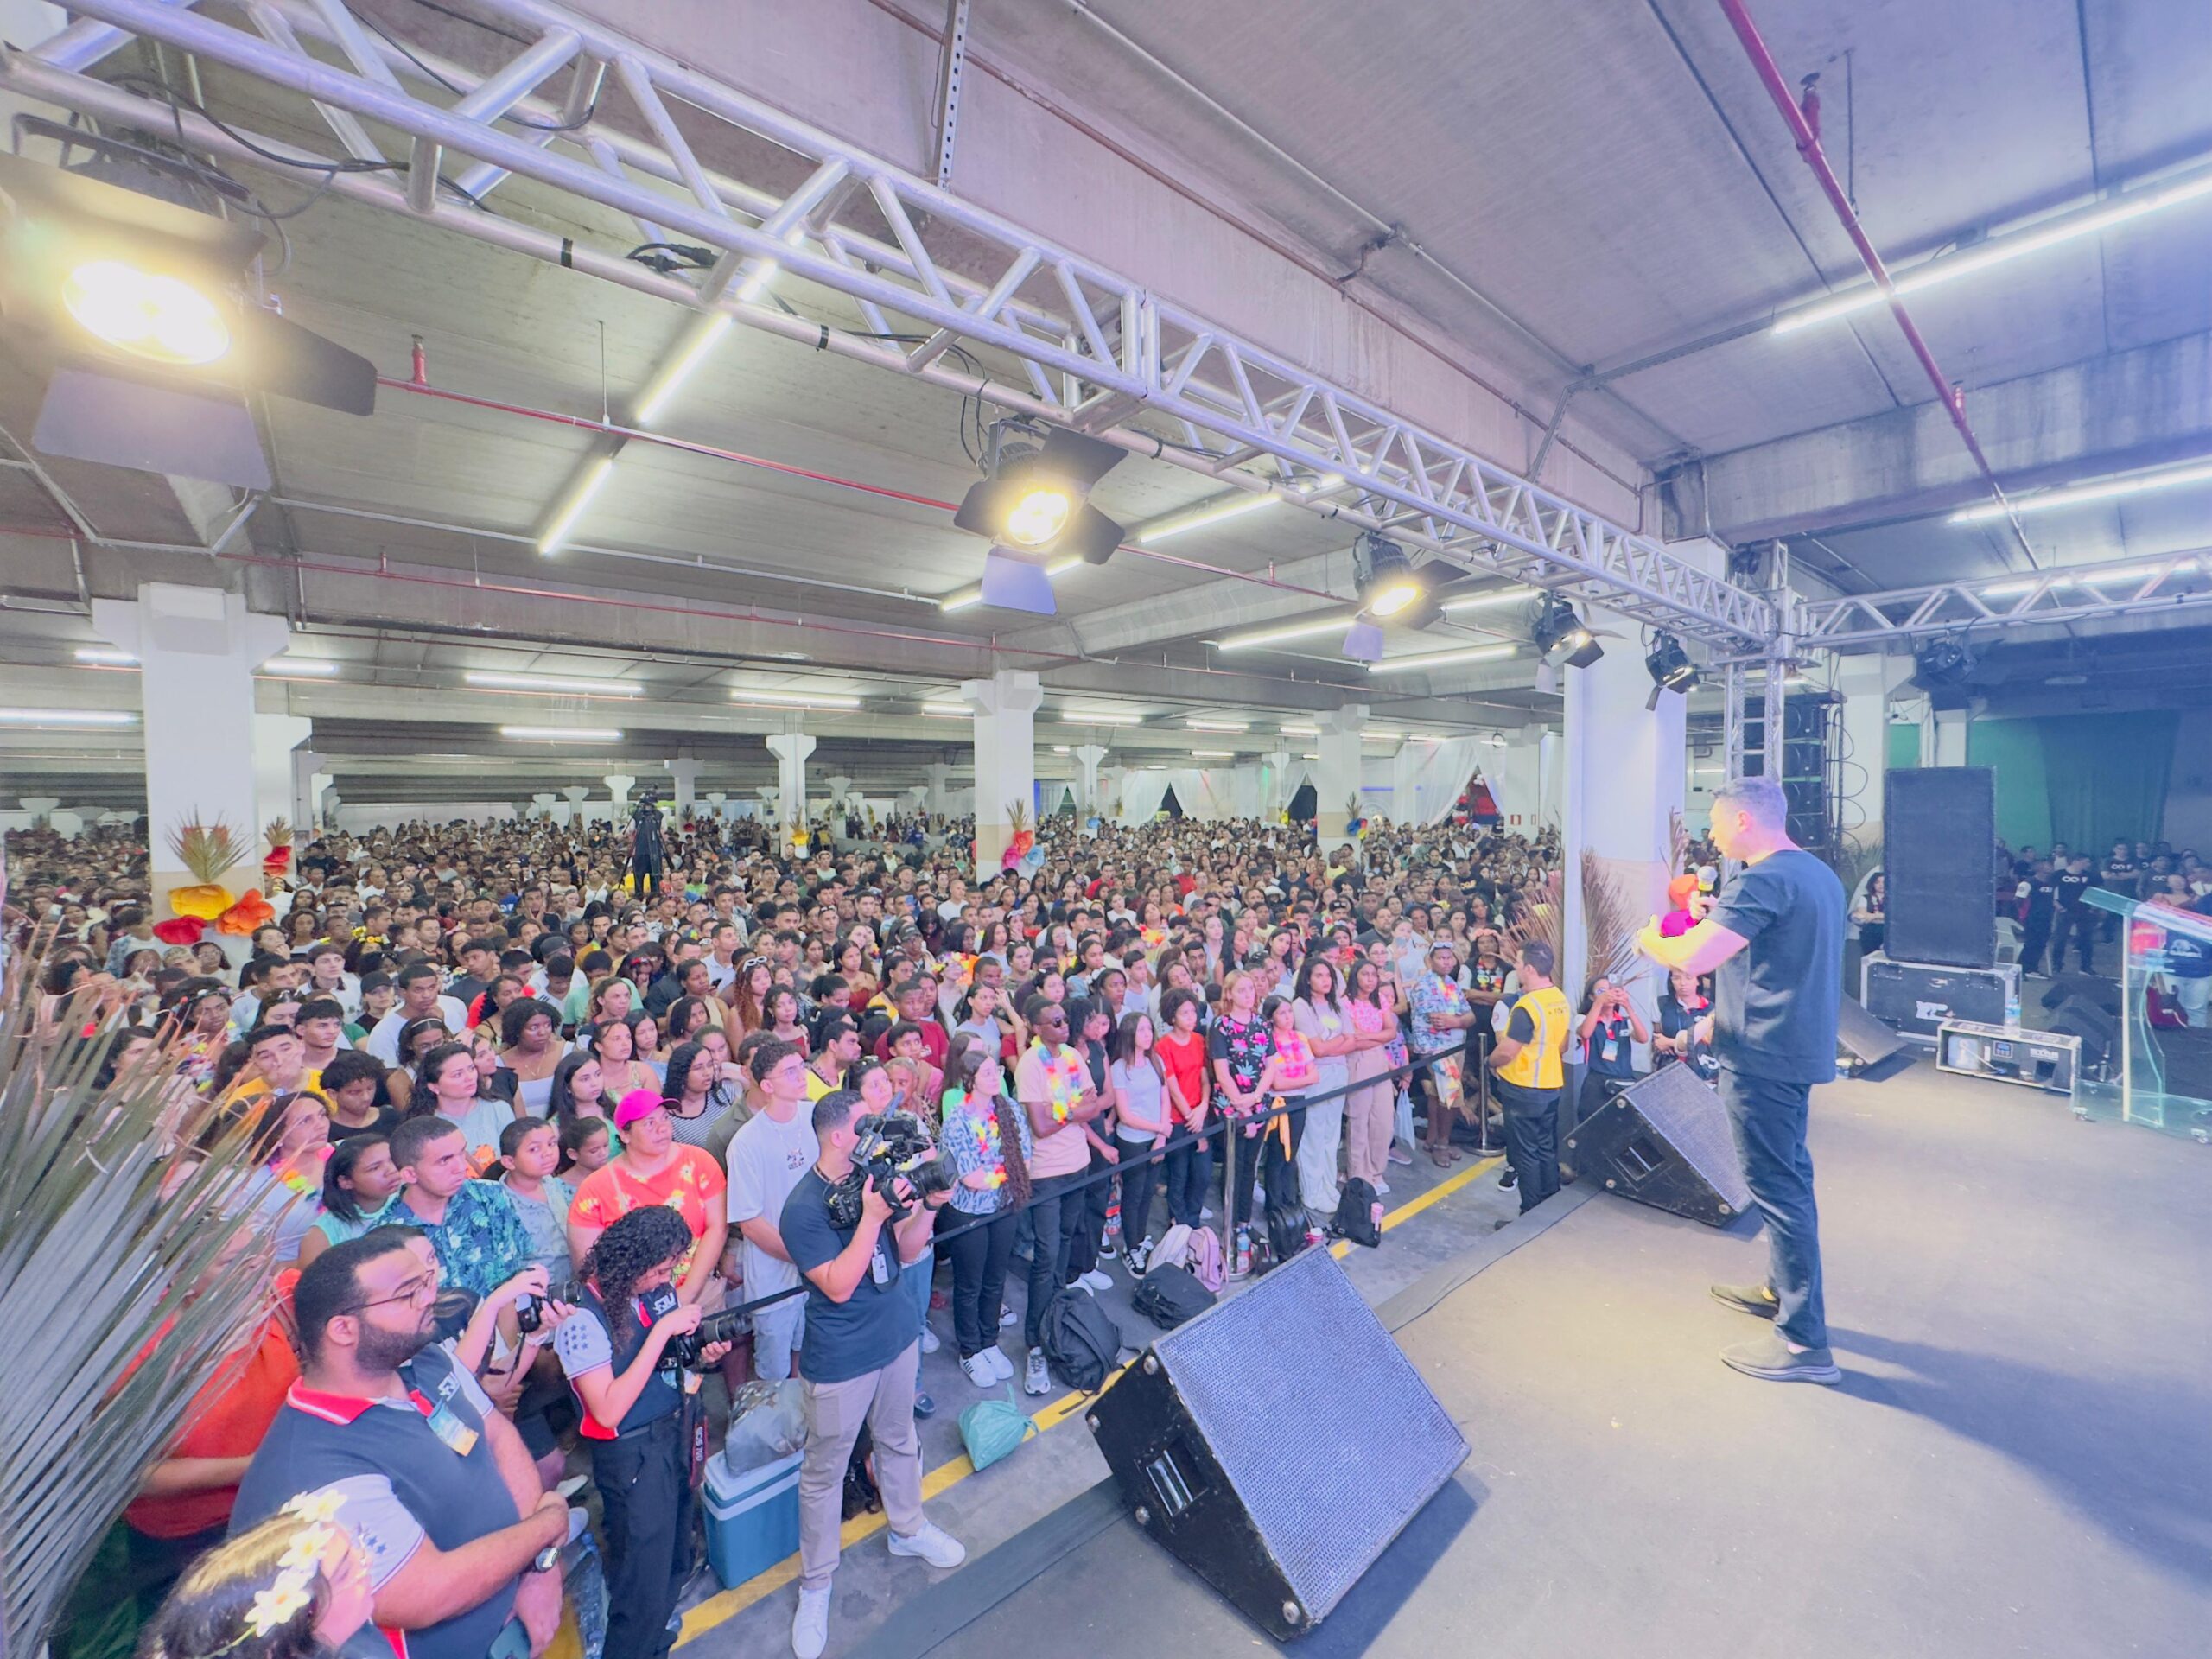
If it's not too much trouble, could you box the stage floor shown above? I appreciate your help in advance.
[878,1065,2212,1659]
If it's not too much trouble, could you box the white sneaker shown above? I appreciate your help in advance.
[961,1351,996,1389]
[1078,1268,1114,1293]
[791,1586,830,1659]
[1200,1206,1215,1221]
[987,1344,1015,1382]
[999,1306,1018,1328]
[919,1325,941,1355]
[1373,1179,1391,1197]
[887,1522,967,1570]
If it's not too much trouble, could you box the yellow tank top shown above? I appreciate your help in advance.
[1498,986,1572,1090]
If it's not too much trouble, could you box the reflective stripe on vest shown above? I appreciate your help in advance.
[1498,987,1570,1090]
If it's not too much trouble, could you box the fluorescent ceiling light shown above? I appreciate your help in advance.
[1214,613,1354,652]
[1192,749,1237,759]
[1775,166,2212,335]
[939,555,1084,613]
[264,656,338,677]
[1440,585,1536,613]
[1186,718,1250,731]
[500,725,622,741]
[633,313,732,428]
[1137,494,1276,543]
[1061,710,1142,727]
[1280,722,1319,735]
[465,671,639,696]
[1362,728,1400,741]
[0,708,134,725]
[1367,643,1518,675]
[1987,558,2201,596]
[920,702,970,719]
[1300,751,1319,760]
[1951,459,2212,523]
[1051,744,1071,753]
[729,688,862,709]
[539,454,617,555]
[74,647,137,665]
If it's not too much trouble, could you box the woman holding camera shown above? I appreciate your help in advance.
[555,1205,731,1659]
[1575,973,1649,1126]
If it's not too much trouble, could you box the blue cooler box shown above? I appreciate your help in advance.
[704,1449,802,1589]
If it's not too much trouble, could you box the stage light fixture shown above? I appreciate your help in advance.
[62,260,229,365]
[1913,635,1977,688]
[1643,632,1699,709]
[953,422,1127,582]
[1353,531,1427,620]
[1530,594,1604,667]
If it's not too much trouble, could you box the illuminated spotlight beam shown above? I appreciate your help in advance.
[537,452,618,555]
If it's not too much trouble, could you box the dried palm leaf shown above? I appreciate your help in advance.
[162,817,248,886]
[1580,848,1649,986]
[1669,807,1691,878]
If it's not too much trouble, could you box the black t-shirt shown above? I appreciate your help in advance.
[2102,858,2139,895]
[1708,849,1845,1085]
[1584,1013,1637,1079]
[2055,870,2095,910]
[778,1166,918,1383]
[2019,876,2057,918]
[330,1103,403,1144]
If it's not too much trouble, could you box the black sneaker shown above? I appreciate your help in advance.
[1720,1332,1841,1385]
[1710,1282,1781,1319]
[913,1390,937,1419]
[1498,1165,1517,1190]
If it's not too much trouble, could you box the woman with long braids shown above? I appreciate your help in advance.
[555,1205,731,1659]
[936,1033,1032,1389]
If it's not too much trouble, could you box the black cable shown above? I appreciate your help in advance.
[347,2,599,131]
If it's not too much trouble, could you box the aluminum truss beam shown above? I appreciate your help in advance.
[1796,550,2210,650]
[10,0,1776,648]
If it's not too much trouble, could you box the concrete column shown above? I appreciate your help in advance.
[703,791,728,821]
[1316,704,1367,846]
[1563,609,1686,1039]
[20,797,57,826]
[1264,751,1294,820]
[603,774,635,817]
[531,792,557,823]
[92,582,289,912]
[905,785,929,817]
[664,757,701,817]
[559,785,590,828]
[1099,766,1124,823]
[824,775,853,807]
[756,785,780,823]
[1537,729,1561,828]
[289,747,326,829]
[765,730,815,830]
[1073,744,1107,816]
[925,762,952,819]
[1389,740,1421,826]
[1835,653,1912,851]
[962,669,1042,877]
[1932,706,1970,767]
[253,712,311,840]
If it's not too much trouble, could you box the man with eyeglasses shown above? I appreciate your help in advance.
[232,1231,571,1659]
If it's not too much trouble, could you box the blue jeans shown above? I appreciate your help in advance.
[1719,1066,1827,1350]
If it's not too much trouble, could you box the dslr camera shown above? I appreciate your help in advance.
[825,1109,955,1228]
[663,1306,746,1370]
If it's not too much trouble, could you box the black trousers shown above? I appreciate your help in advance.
[630,848,662,898]
[1068,1145,1112,1276]
[2019,911,2051,974]
[1163,1125,1211,1228]
[1116,1138,1162,1253]
[937,1202,1014,1359]
[2052,906,2096,972]
[1495,1077,1561,1213]
[1021,1172,1089,1347]
[594,1412,693,1659]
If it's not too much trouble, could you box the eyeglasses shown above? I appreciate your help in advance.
[343,1270,438,1314]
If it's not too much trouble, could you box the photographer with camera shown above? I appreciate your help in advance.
[777,1088,965,1659]
[1574,971,1649,1128]
[554,1205,732,1659]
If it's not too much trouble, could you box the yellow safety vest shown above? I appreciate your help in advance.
[1497,986,1571,1091]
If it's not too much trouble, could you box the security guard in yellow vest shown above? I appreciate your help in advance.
[1486,941,1572,1211]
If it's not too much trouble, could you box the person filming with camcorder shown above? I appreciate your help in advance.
[553,1205,733,1659]
[776,1088,966,1659]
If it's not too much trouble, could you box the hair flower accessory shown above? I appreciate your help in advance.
[244,1581,311,1637]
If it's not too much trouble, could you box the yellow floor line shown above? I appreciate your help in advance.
[675,1152,1502,1647]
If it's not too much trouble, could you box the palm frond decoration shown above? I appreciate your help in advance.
[1502,868,1562,966]
[263,817,293,855]
[163,816,249,884]
[1669,807,1691,878]
[1004,799,1032,836]
[0,963,277,1659]
[1580,848,1646,986]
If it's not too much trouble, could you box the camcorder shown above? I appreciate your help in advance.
[664,1306,746,1370]
[825,1109,955,1228]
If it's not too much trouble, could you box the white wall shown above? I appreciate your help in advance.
[2163,709,2212,851]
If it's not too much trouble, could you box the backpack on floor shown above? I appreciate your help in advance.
[1329,1177,1383,1248]
[1039,1289,1122,1393]
[1150,1222,1193,1271]
[1262,1198,1307,1269]
[1131,1263,1217,1332]
[1184,1223,1225,1294]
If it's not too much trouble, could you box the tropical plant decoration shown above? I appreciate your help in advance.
[1580,847,1645,984]
[262,817,295,893]
[163,817,248,919]
[1344,793,1367,837]
[786,816,810,854]
[1502,868,1563,969]
[1001,799,1034,872]
[0,963,278,1659]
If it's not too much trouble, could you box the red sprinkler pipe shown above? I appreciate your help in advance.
[1716,0,2037,561]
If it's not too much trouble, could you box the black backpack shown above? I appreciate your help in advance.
[1131,1264,1217,1331]
[1262,1198,1308,1270]
[1039,1290,1122,1391]
[1330,1178,1382,1248]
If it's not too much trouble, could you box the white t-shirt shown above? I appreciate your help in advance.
[725,1108,820,1299]
[365,995,469,1064]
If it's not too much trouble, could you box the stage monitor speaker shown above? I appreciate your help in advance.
[1085,1247,1466,1641]
[2048,996,2118,1066]
[1838,993,1914,1081]
[2039,973,2120,1016]
[1565,1063,1751,1227]
[1885,768,1996,969]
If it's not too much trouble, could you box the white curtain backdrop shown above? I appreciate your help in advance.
[1117,769,1172,823]
[1117,766,1267,822]
[1379,736,1491,824]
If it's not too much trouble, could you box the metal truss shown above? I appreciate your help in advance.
[9,0,1776,647]
[1797,550,2210,650]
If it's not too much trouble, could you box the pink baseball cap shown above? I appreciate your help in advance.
[613,1088,666,1128]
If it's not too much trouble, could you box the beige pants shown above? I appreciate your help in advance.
[1344,1048,1396,1185]
[798,1338,925,1587]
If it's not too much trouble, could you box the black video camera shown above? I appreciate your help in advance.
[824,1109,955,1229]
[663,1306,746,1370]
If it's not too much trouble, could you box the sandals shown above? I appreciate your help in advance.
[1429,1147,1452,1168]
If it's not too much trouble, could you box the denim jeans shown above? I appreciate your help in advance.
[1163,1126,1211,1227]
[1718,1065,1828,1350]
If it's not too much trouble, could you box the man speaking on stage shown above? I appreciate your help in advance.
[1637,776,1846,1385]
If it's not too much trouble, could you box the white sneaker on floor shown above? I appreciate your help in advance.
[1372,1179,1391,1197]
[987,1344,1015,1382]
[1025,1345,1049,1395]
[1084,1268,1116,1292]
[961,1351,997,1389]
[791,1586,830,1659]
[999,1306,1018,1327]
[887,1522,967,1569]
[919,1325,940,1354]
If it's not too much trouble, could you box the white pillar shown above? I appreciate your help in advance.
[925,762,952,820]
[664,757,701,817]
[531,792,557,823]
[1563,609,1686,1030]
[253,711,311,841]
[766,730,815,830]
[1073,745,1107,817]
[825,774,853,807]
[92,583,288,912]
[603,774,635,820]
[1932,706,1970,767]
[559,785,590,828]
[905,784,929,816]
[20,797,57,826]
[289,747,326,829]
[1835,653,1911,850]
[703,790,728,821]
[1316,704,1367,845]
[962,669,1042,877]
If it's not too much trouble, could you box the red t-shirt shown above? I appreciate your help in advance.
[1158,1029,1210,1123]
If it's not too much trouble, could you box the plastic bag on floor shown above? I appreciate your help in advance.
[723,1377,806,1473]
[958,1386,1039,1472]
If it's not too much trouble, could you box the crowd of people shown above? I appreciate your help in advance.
[12,802,1697,1659]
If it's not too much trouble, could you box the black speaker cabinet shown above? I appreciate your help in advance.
[1884,768,1996,968]
[1085,1247,1466,1640]
[1863,956,2019,1042]
[1837,993,1914,1081]
[1565,1063,1751,1227]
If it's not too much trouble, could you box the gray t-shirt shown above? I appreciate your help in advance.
[1110,1058,1167,1143]
[1291,996,1351,1100]
[725,1107,820,1299]
[1709,849,1846,1084]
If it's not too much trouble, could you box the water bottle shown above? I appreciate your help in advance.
[2005,975,2022,1030]
[1233,1222,1251,1277]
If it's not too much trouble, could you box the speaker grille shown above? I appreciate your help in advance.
[1153,1248,1466,1622]
[1885,767,1996,968]
[1619,1065,1752,1214]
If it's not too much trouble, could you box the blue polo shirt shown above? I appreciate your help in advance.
[232,1345,523,1659]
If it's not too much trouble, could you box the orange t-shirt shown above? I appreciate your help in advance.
[570,1147,728,1268]
[124,1271,302,1540]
